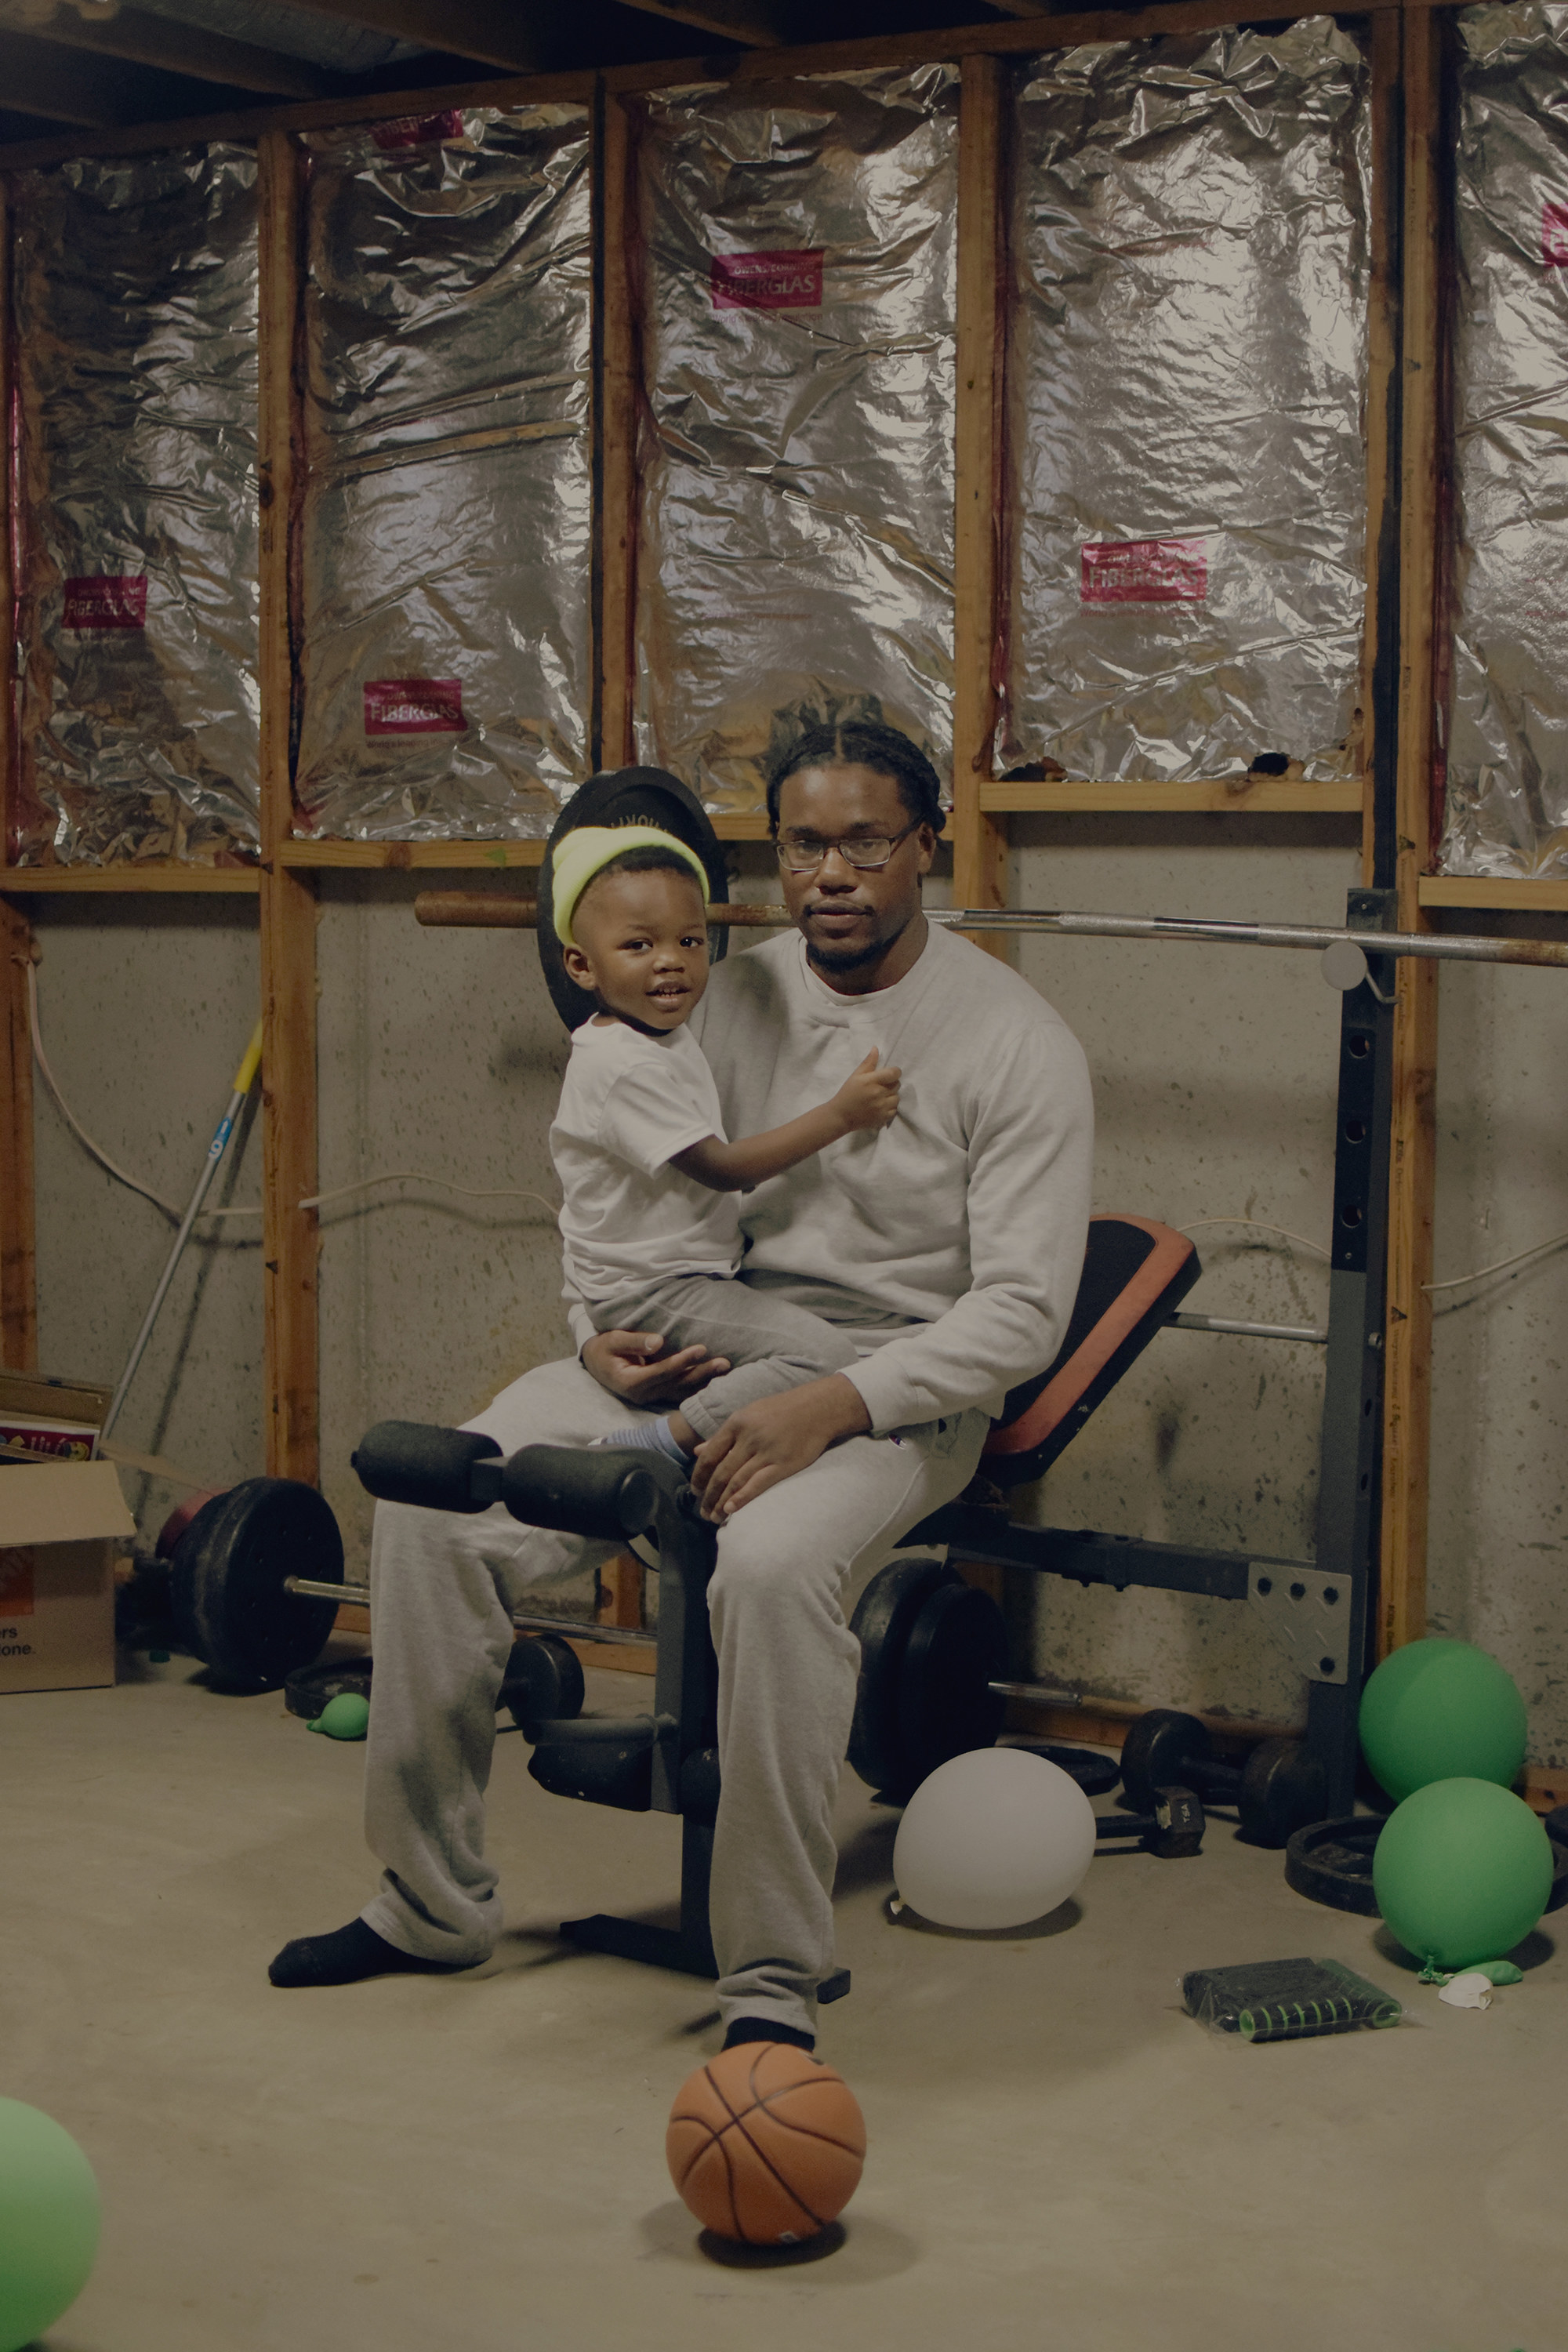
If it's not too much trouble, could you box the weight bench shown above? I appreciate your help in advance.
[348,1203,1342,1987]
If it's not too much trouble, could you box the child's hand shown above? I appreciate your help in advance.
[831,1048,901,1134]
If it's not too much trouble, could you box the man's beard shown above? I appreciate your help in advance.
[804,931,891,975]
[800,899,916,975]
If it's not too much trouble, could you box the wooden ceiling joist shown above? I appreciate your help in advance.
[275,0,550,70]
[613,0,792,47]
[0,28,255,125]
[31,7,335,100]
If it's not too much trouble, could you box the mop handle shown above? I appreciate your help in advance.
[96,1022,265,1451]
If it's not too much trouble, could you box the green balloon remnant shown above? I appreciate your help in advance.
[1359,1637,1527,1803]
[0,2097,100,2352]
[1373,1777,1553,1972]
[307,1691,370,1741]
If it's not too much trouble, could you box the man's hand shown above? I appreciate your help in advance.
[581,1329,731,1408]
[690,1374,872,1520]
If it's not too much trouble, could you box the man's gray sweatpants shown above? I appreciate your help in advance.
[360,1353,988,2035]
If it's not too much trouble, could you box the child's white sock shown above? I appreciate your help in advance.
[597,1417,692,1465]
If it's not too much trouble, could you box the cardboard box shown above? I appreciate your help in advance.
[0,1369,109,1465]
[0,1461,134,1695]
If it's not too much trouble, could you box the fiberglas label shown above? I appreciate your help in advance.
[372,110,464,151]
[63,575,147,630]
[363,679,466,735]
[710,249,824,311]
[1080,539,1208,605]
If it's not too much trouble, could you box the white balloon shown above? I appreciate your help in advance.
[892,1748,1098,1930]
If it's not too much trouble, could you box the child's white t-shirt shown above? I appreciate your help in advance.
[550,1017,741,1305]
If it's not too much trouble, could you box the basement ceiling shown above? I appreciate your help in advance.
[0,0,1081,144]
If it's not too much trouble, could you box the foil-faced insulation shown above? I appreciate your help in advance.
[631,66,958,815]
[1442,4,1568,877]
[295,105,591,840]
[1002,21,1370,784]
[11,144,260,866]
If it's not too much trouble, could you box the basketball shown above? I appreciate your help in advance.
[666,2043,866,2245]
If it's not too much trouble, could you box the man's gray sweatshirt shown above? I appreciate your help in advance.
[568,919,1094,1436]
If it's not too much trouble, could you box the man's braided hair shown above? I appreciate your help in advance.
[764,720,946,837]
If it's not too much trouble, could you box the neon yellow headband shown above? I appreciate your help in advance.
[550,824,711,946]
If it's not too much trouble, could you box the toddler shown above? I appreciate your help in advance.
[548,823,899,1466]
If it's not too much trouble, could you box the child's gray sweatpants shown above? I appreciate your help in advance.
[359,1352,988,2037]
[588,1271,860,1441]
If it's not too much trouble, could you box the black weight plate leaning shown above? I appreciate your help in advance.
[1288,1808,1568,1918]
[895,1579,1009,1800]
[848,1557,957,1795]
[539,768,731,1032]
[169,1477,343,1693]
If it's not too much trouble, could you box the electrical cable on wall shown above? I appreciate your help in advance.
[27,966,561,1229]
[28,970,1566,1294]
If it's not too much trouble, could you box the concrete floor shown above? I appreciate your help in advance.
[5,1653,1561,2352]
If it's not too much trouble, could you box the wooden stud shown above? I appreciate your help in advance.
[952,53,1010,953]
[0,869,260,893]
[1380,5,1443,1658]
[278,839,547,870]
[598,89,639,771]
[257,129,320,1486]
[598,1554,646,1627]
[980,779,1367,815]
[1420,876,1568,913]
[1362,3,1403,887]
[0,180,34,1369]
[0,899,37,1371]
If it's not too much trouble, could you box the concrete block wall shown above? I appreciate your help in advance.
[30,898,263,1544]
[24,836,1568,1761]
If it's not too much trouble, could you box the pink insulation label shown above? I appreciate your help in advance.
[363,678,466,735]
[710,249,824,311]
[1543,199,1568,266]
[1080,538,1207,604]
[372,110,464,152]
[62,575,147,630]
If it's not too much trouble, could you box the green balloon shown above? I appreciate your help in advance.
[1373,1777,1554,1971]
[308,1692,369,1740]
[0,2098,100,2352]
[1359,1637,1526,1802]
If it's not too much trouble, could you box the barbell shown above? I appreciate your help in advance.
[412,890,1568,975]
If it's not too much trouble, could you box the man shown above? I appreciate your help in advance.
[270,721,1094,2053]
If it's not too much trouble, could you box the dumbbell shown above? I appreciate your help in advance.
[1120,1709,1326,1849]
[1095,1785,1205,1859]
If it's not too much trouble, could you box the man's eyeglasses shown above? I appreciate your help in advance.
[772,820,920,873]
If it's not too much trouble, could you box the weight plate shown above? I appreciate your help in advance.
[502,1633,586,1733]
[538,768,731,1032]
[1287,1811,1568,1918]
[1120,1709,1211,1812]
[848,1557,956,1795]
[169,1478,343,1692]
[895,1579,1009,1800]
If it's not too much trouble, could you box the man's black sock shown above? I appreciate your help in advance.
[268,1918,473,1989]
[722,2017,816,2054]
